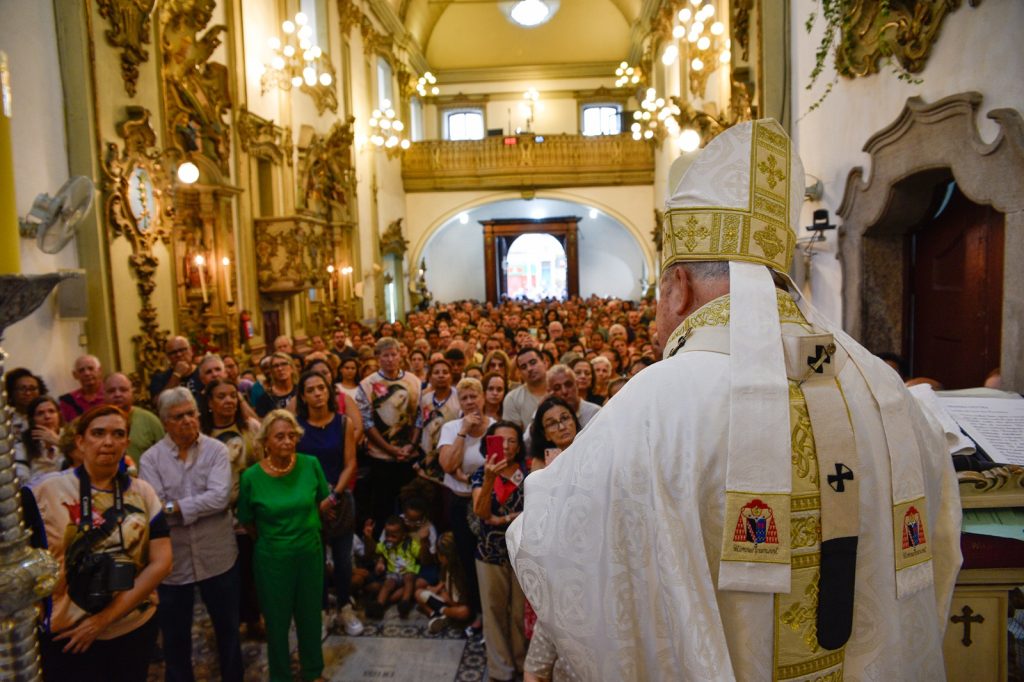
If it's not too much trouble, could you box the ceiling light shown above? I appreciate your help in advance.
[503,0,560,28]
[177,161,199,184]
[588,208,598,219]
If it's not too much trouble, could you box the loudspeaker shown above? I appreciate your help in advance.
[56,269,88,320]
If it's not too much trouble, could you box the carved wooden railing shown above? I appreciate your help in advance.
[401,133,655,192]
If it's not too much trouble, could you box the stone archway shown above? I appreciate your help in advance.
[837,92,1024,391]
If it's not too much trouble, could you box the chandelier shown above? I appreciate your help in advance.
[260,12,334,94]
[614,62,642,88]
[668,1,731,97]
[416,72,439,97]
[630,88,680,143]
[502,0,560,28]
[368,100,411,157]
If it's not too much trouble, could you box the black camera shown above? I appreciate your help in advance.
[67,550,137,614]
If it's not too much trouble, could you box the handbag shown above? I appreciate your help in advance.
[323,489,355,539]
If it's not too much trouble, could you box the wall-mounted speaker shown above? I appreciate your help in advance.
[56,269,88,320]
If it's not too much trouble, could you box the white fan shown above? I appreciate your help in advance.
[19,175,94,254]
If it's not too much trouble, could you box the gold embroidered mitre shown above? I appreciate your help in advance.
[663,119,803,276]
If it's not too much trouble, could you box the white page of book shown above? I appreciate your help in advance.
[938,395,1024,465]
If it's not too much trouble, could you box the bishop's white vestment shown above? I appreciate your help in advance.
[507,291,962,681]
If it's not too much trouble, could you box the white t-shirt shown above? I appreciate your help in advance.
[437,416,495,495]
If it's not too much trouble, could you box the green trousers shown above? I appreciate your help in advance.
[254,545,324,681]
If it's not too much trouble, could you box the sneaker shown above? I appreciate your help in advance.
[397,599,413,619]
[340,605,364,636]
[428,615,450,634]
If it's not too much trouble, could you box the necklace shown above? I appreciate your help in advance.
[264,454,296,475]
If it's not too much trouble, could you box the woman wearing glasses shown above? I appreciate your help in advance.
[238,409,334,682]
[253,353,298,417]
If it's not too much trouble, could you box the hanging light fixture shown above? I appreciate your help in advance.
[261,12,335,94]
[502,1,560,28]
[367,99,411,158]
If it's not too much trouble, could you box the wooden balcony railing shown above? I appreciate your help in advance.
[401,133,655,192]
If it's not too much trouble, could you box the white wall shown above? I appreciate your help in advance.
[419,197,646,303]
[791,0,1024,325]
[0,0,81,395]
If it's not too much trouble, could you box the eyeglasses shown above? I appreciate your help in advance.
[167,347,189,356]
[167,409,198,422]
[14,384,40,393]
[543,414,574,431]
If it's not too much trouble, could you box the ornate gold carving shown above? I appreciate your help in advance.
[100,107,174,398]
[338,0,362,33]
[380,218,408,257]
[236,108,287,164]
[254,215,333,294]
[835,0,982,78]
[732,0,754,61]
[97,0,157,97]
[299,117,356,218]
[402,134,654,192]
[959,465,1024,510]
[160,0,232,174]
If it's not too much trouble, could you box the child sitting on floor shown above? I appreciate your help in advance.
[415,531,473,634]
[366,515,429,619]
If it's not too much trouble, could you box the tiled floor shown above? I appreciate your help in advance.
[147,602,489,681]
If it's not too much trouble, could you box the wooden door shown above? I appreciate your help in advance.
[908,185,1004,389]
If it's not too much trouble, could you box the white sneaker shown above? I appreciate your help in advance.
[340,605,364,636]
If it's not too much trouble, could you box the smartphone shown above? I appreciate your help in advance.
[485,435,504,462]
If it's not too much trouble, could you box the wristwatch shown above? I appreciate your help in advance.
[164,501,175,515]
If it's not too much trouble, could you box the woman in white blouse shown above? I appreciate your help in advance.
[437,377,493,635]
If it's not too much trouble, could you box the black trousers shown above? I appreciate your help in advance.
[368,458,415,533]
[445,489,482,617]
[41,612,159,682]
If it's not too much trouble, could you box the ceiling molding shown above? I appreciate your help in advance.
[436,61,620,84]
[366,0,430,73]
[629,0,663,64]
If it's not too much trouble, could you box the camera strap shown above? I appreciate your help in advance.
[77,467,127,551]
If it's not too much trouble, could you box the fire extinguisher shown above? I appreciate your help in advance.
[240,310,255,341]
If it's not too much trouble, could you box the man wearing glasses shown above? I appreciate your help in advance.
[149,336,201,400]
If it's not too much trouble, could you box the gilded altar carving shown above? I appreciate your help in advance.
[237,108,287,164]
[959,465,1024,509]
[254,215,333,294]
[100,106,174,397]
[833,0,982,78]
[160,0,232,174]
[380,218,408,257]
[299,117,355,217]
[97,0,157,97]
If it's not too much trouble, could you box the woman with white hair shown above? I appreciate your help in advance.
[237,410,333,682]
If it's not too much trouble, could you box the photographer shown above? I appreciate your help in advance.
[29,405,172,681]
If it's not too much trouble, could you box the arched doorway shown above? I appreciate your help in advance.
[481,216,580,303]
[837,93,1024,389]
[505,233,567,300]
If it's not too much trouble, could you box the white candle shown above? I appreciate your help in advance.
[221,256,231,303]
[327,264,335,302]
[195,254,208,303]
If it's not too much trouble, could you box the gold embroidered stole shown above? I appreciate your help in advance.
[668,292,847,681]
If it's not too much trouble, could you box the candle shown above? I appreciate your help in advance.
[0,52,21,275]
[327,264,335,302]
[195,254,208,303]
[221,256,231,304]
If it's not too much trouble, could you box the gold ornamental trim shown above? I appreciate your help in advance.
[663,120,795,273]
[97,0,157,97]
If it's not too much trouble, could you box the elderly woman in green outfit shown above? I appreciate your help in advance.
[237,410,333,682]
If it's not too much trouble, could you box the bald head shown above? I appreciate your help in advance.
[104,372,134,409]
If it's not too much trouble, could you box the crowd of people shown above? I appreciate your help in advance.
[9,294,660,682]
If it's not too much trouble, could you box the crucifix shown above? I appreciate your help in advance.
[950,605,984,646]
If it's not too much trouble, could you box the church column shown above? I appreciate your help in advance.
[1003,210,1024,393]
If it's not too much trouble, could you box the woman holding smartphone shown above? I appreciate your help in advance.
[471,421,528,682]
[528,396,581,471]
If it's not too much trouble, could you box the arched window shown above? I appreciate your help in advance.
[445,109,485,141]
[581,104,621,136]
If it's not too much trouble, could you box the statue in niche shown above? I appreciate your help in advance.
[161,0,232,172]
